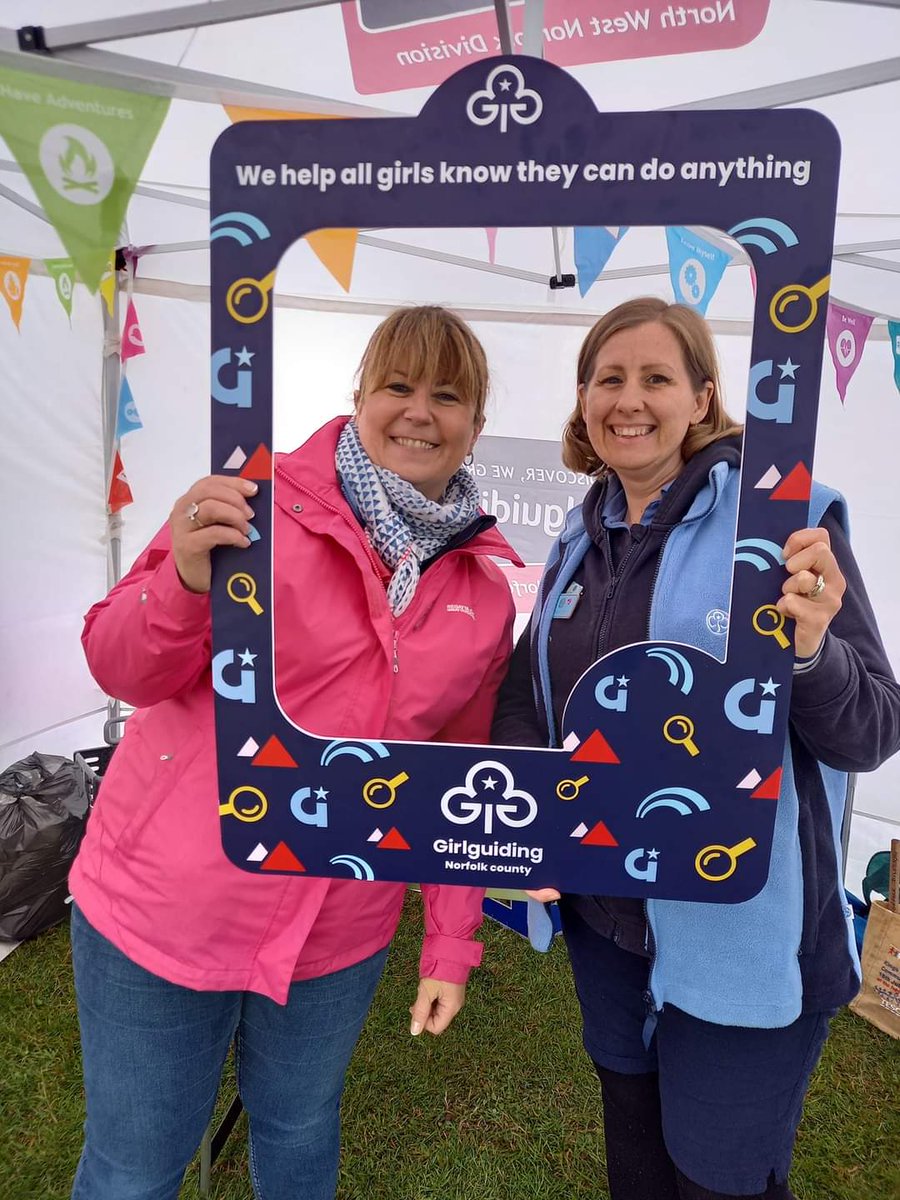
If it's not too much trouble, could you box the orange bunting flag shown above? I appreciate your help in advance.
[223,106,343,124]
[0,255,30,329]
[304,227,358,292]
[107,449,134,513]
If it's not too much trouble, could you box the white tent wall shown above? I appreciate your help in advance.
[0,274,108,765]
[0,0,898,897]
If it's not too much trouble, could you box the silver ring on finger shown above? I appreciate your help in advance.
[186,501,206,528]
[807,573,825,600]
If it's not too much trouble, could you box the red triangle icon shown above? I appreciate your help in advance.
[240,443,273,481]
[581,820,619,847]
[260,842,306,872]
[251,735,298,768]
[769,463,811,502]
[377,827,411,850]
[751,767,782,800]
[571,730,621,765]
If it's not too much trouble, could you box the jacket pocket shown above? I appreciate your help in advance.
[98,709,208,860]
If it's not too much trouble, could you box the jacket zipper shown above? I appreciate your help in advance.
[594,533,643,659]
[277,466,386,579]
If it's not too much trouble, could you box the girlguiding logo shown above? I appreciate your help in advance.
[466,65,542,132]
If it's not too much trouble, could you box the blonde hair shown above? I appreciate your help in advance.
[354,306,489,428]
[562,297,742,476]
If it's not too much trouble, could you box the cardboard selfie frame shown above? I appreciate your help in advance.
[210,56,838,901]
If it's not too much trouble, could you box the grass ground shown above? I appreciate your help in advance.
[1,898,898,1200]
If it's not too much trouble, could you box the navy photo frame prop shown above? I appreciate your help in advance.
[210,56,839,902]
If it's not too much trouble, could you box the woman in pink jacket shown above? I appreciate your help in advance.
[69,306,518,1200]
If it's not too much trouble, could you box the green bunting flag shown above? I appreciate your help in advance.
[44,257,76,320]
[0,68,169,293]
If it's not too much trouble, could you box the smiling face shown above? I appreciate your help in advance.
[579,321,713,497]
[355,373,481,501]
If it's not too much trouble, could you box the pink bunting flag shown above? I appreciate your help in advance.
[825,303,873,404]
[485,228,497,265]
[121,299,146,360]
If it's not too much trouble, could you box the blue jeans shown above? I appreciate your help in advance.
[70,906,388,1200]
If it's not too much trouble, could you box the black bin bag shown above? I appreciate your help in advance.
[0,752,90,940]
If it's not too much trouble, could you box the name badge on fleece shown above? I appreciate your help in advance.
[553,582,583,620]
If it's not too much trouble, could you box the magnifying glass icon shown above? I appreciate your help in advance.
[226,270,277,325]
[695,837,757,882]
[556,775,589,801]
[219,785,268,822]
[769,275,830,334]
[663,715,700,757]
[751,604,791,649]
[227,572,264,616]
[362,772,409,809]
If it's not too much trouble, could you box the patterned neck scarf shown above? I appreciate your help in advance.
[335,419,481,616]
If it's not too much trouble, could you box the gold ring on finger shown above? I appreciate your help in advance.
[807,573,825,600]
[186,501,206,528]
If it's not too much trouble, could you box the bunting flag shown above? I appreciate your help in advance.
[825,303,874,404]
[304,227,358,292]
[888,320,900,395]
[0,255,30,329]
[665,227,731,315]
[99,253,117,316]
[222,105,357,292]
[121,299,145,359]
[485,227,498,265]
[107,449,134,512]
[222,106,342,124]
[574,226,628,297]
[44,257,76,320]
[0,67,168,293]
[115,376,143,438]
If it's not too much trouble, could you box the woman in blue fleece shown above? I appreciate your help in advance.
[492,297,900,1200]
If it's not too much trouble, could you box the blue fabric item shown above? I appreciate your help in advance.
[574,226,628,297]
[69,905,387,1200]
[560,902,835,1195]
[531,462,856,1027]
[646,475,855,1028]
[665,226,732,315]
[115,376,142,439]
[600,474,670,529]
[845,891,869,954]
[525,898,556,952]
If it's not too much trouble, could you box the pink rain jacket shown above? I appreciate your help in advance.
[71,418,520,1003]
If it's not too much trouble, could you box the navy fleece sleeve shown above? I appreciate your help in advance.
[789,508,900,772]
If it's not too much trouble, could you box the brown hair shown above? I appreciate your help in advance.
[562,297,742,476]
[354,306,489,429]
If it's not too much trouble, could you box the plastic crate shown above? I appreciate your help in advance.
[73,745,117,807]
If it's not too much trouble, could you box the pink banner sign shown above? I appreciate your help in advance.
[826,302,873,404]
[342,0,770,94]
